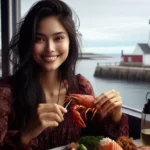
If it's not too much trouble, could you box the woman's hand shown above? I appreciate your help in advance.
[20,103,67,144]
[93,89,122,123]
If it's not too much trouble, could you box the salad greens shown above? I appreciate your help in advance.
[77,144,87,150]
[78,136,104,150]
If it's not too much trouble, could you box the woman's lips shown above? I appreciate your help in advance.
[42,56,58,62]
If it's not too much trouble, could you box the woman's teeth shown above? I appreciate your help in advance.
[44,56,57,61]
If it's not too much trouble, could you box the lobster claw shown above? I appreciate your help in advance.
[71,105,86,128]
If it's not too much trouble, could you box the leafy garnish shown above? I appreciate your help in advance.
[79,136,104,150]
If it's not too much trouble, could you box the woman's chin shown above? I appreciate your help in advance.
[42,66,59,72]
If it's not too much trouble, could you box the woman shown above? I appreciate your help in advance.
[0,0,129,149]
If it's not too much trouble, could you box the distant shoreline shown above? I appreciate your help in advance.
[78,53,114,59]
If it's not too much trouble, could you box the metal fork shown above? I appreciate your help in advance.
[64,99,72,109]
[63,99,72,116]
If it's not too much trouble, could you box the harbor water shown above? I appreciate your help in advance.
[76,55,150,111]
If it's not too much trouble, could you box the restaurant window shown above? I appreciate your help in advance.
[21,0,38,17]
[0,0,1,77]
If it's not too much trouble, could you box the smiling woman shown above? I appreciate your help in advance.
[0,0,129,150]
[33,16,70,72]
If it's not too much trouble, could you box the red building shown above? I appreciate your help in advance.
[123,55,142,63]
[122,43,150,66]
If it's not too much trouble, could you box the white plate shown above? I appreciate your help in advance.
[47,145,67,150]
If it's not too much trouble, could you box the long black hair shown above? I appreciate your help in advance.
[9,0,81,124]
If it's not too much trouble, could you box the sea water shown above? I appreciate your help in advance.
[76,55,150,111]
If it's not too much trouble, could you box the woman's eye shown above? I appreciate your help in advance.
[35,37,44,43]
[55,36,64,41]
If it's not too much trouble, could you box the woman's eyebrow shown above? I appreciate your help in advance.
[36,33,45,37]
[52,32,66,36]
[36,32,66,37]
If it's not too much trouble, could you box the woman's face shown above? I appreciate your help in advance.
[33,16,70,72]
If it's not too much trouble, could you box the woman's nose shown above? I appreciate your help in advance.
[46,40,55,52]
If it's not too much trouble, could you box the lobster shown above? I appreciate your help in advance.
[66,94,98,128]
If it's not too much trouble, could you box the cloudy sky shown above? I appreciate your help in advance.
[21,0,150,54]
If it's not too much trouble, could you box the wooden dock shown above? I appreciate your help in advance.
[78,53,112,59]
[94,65,150,82]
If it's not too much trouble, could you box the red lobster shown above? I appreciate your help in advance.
[66,94,97,128]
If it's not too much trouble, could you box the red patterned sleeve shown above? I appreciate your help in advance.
[103,113,129,138]
[76,74,129,138]
[0,83,38,150]
[76,74,95,95]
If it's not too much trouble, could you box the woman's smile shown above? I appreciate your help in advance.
[33,16,70,71]
[42,55,59,63]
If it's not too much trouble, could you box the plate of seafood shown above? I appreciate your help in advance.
[47,136,150,150]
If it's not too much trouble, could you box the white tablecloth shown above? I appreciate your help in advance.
[134,139,141,146]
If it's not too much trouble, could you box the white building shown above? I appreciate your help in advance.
[124,20,150,66]
[133,43,150,66]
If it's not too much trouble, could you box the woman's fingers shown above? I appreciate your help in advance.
[40,112,63,123]
[39,112,63,128]
[94,89,118,106]
[38,103,67,120]
[94,89,114,104]
[35,103,68,129]
[21,103,68,142]
[100,96,122,114]
[94,89,122,114]
[45,121,59,129]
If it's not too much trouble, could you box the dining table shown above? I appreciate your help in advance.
[133,139,141,146]
[48,139,145,150]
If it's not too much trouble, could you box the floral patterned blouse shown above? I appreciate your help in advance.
[0,74,129,150]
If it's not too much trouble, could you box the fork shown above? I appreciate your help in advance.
[64,99,72,110]
[63,99,72,116]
